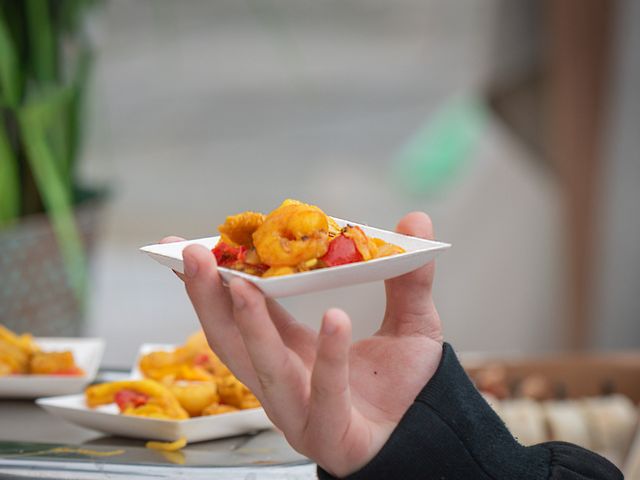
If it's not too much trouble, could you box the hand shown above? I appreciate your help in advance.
[162,212,443,477]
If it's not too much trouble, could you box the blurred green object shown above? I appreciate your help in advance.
[394,95,488,196]
[0,0,100,310]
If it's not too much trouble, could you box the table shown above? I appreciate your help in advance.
[0,398,316,479]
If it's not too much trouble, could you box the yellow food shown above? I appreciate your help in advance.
[0,324,82,376]
[212,199,405,277]
[253,200,331,267]
[169,381,219,417]
[201,402,239,416]
[86,379,189,420]
[218,211,265,247]
[85,331,260,425]
[30,351,77,375]
[146,437,187,452]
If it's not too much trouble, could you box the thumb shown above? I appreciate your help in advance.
[380,212,442,340]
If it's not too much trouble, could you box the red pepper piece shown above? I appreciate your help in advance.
[50,367,84,376]
[212,242,247,267]
[320,234,363,267]
[193,353,210,366]
[115,389,149,411]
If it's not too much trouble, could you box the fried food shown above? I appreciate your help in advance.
[0,324,82,376]
[211,199,405,277]
[169,381,219,417]
[253,200,331,267]
[217,375,260,409]
[201,402,239,416]
[218,211,265,247]
[86,379,189,420]
[30,351,84,375]
[89,331,261,422]
[146,437,187,452]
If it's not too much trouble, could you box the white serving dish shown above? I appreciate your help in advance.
[36,342,273,443]
[0,338,104,399]
[140,217,451,298]
[36,394,272,443]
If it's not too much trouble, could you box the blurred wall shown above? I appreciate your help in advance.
[81,0,570,366]
[594,0,640,349]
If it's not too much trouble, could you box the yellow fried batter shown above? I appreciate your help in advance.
[371,237,405,258]
[201,402,239,416]
[139,351,213,383]
[0,338,29,375]
[85,379,188,420]
[218,211,265,247]
[217,375,260,409]
[169,381,219,417]
[30,351,80,375]
[252,199,331,267]
[146,437,187,452]
[0,325,40,354]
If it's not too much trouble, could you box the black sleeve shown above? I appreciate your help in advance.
[317,343,622,480]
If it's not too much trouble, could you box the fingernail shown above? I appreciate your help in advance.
[322,318,337,336]
[230,284,246,310]
[183,254,199,278]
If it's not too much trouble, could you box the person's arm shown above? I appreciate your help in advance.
[318,343,622,480]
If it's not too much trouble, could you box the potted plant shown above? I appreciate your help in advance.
[0,0,104,335]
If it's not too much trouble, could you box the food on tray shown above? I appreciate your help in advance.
[212,199,405,277]
[0,324,84,376]
[85,331,260,422]
[86,379,189,420]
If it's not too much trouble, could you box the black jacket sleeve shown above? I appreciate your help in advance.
[318,343,622,480]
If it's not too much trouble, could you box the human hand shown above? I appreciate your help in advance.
[162,212,443,477]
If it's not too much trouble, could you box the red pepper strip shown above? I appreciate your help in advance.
[115,389,149,411]
[212,242,247,267]
[50,367,84,376]
[320,234,363,267]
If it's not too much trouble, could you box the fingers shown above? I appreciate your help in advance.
[304,308,353,446]
[229,279,308,430]
[160,236,186,281]
[182,244,256,382]
[266,299,318,366]
[381,212,442,339]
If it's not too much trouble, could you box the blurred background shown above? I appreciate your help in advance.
[1,0,639,368]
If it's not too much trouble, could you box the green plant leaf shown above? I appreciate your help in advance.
[0,121,20,225]
[66,50,92,182]
[18,100,87,305]
[0,10,21,107]
[25,0,57,83]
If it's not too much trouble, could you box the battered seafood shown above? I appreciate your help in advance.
[86,331,260,421]
[0,324,83,376]
[212,199,404,277]
[86,379,189,420]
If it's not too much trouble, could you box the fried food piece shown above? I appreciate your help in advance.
[252,199,331,267]
[0,325,40,356]
[201,402,239,416]
[30,351,83,375]
[218,211,265,247]
[146,437,187,452]
[0,338,30,375]
[217,375,260,409]
[371,237,405,258]
[85,379,188,420]
[169,381,219,417]
[139,350,213,383]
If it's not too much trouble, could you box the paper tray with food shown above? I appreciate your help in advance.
[37,332,272,444]
[140,199,450,297]
[0,324,104,398]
